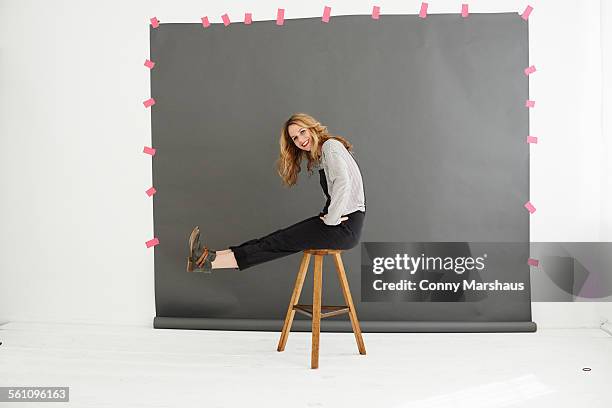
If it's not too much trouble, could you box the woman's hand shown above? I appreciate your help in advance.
[319,216,349,223]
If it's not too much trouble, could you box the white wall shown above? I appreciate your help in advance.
[596,0,612,326]
[1,0,610,328]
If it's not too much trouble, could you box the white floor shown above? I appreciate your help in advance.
[1,322,611,408]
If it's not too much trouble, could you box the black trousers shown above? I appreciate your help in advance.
[228,210,366,270]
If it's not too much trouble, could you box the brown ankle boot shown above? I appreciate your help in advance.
[186,226,216,273]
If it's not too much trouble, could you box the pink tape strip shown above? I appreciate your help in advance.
[143,146,156,156]
[322,6,331,23]
[150,17,160,28]
[524,65,536,75]
[144,59,155,69]
[276,8,284,25]
[419,2,428,18]
[526,136,538,144]
[143,98,156,108]
[244,13,252,24]
[372,6,380,19]
[524,201,536,214]
[521,5,533,21]
[525,99,535,108]
[146,237,159,248]
[527,258,539,267]
[222,13,231,26]
[201,16,210,28]
[461,4,469,18]
[146,187,157,197]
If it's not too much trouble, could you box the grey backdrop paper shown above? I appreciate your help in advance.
[150,13,536,332]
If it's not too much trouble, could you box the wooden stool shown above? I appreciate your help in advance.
[277,249,366,369]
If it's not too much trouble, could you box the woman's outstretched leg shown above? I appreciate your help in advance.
[188,212,363,273]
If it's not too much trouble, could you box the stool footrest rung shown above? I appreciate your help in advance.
[293,304,350,319]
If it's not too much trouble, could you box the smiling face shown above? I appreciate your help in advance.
[288,123,313,152]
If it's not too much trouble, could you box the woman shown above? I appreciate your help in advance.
[186,112,367,273]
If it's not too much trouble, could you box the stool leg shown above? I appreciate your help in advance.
[311,254,323,369]
[333,253,366,355]
[277,252,311,352]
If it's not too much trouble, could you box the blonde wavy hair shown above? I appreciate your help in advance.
[276,113,354,187]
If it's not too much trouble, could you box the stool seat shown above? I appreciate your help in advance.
[277,248,366,369]
[303,249,342,255]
